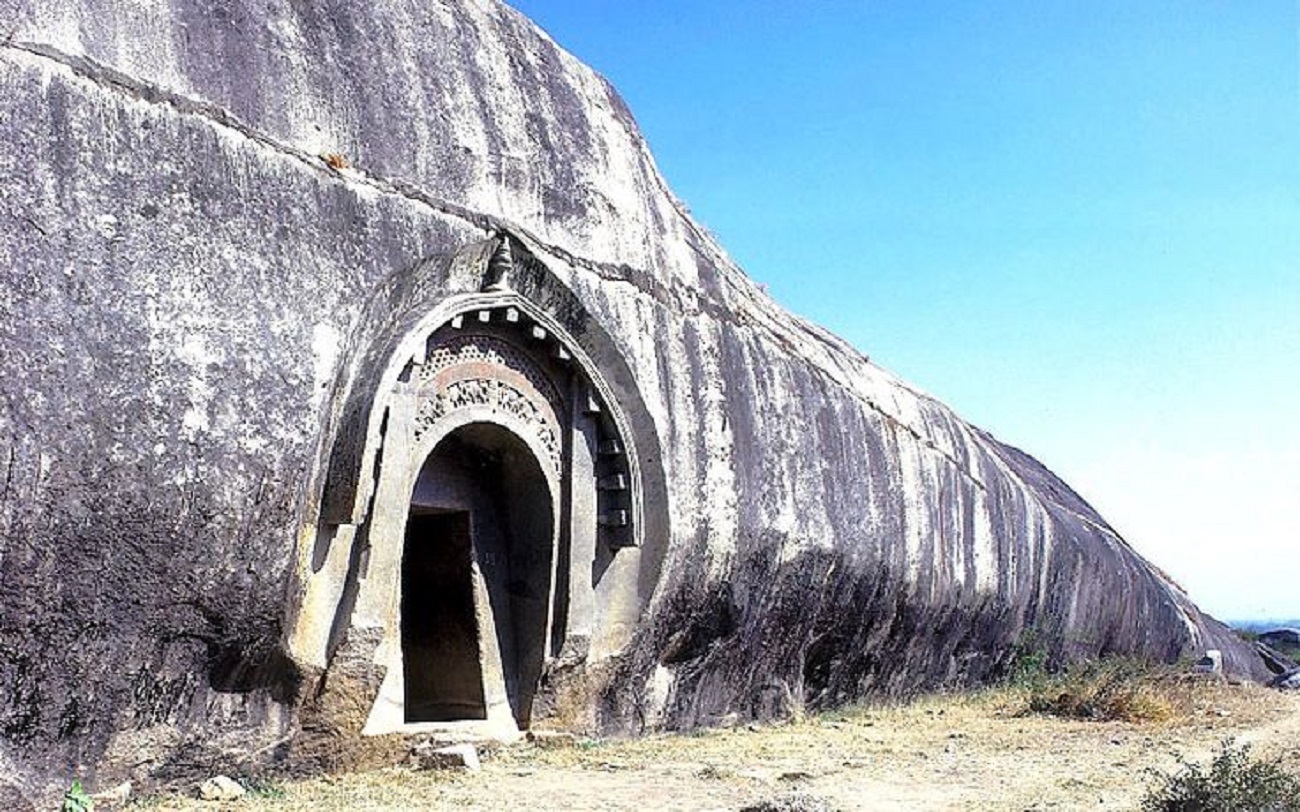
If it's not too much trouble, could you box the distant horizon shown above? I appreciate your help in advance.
[511,0,1299,621]
[1229,617,1300,629]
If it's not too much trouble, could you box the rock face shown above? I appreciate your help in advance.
[0,0,1265,803]
[1259,629,1300,652]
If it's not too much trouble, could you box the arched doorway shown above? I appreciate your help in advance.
[401,422,555,728]
[288,234,670,740]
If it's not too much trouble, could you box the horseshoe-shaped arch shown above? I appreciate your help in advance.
[285,233,667,735]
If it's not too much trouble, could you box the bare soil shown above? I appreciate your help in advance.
[139,680,1300,811]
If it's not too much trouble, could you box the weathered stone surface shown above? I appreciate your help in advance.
[526,729,580,749]
[1258,629,1300,651]
[0,0,1268,804]
[90,780,133,807]
[0,780,35,812]
[1193,650,1224,677]
[197,775,245,802]
[410,742,481,772]
[1256,641,1299,676]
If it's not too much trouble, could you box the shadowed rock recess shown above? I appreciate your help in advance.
[0,0,1266,802]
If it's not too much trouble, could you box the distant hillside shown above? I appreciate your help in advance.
[1231,620,1300,633]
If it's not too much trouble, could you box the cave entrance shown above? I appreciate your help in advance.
[403,422,556,729]
[401,510,485,721]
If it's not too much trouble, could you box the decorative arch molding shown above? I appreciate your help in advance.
[287,231,667,736]
[311,234,655,545]
[385,288,645,548]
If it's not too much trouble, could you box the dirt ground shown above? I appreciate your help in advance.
[141,680,1300,811]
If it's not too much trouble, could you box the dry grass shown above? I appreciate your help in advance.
[129,676,1300,812]
[1016,659,1193,723]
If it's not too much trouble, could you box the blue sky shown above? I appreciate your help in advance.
[510,1,1299,621]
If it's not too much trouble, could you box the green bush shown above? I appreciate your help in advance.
[1005,632,1051,690]
[1142,740,1300,811]
[61,779,93,812]
[238,773,287,799]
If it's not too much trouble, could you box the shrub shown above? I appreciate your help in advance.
[1022,658,1181,723]
[1141,740,1300,811]
[238,773,287,799]
[61,779,93,812]
[1005,632,1051,690]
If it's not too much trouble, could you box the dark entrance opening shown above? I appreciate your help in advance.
[401,510,487,721]
[404,422,556,728]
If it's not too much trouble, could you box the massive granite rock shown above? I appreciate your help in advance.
[0,0,1264,802]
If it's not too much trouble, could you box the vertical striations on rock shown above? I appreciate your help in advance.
[0,0,1265,804]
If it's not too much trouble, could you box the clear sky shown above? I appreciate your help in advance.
[509,1,1300,622]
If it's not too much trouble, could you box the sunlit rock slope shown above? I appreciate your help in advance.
[0,0,1263,804]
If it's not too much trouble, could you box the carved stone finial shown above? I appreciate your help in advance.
[483,236,514,292]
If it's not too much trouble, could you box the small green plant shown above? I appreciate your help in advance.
[238,773,287,799]
[1005,631,1050,689]
[61,778,93,812]
[1141,740,1300,811]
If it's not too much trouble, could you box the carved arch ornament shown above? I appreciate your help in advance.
[329,237,644,549]
[288,234,656,734]
[391,261,644,551]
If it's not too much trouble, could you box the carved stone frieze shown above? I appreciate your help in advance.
[413,378,562,472]
[413,333,564,473]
